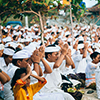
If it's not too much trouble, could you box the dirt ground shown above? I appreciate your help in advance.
[81,88,100,100]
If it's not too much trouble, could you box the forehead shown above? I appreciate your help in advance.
[52,52,58,55]
[8,55,13,58]
[23,58,28,60]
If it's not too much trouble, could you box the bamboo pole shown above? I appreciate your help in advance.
[69,0,74,47]
[38,11,44,45]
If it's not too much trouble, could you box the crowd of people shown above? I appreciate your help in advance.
[0,23,100,100]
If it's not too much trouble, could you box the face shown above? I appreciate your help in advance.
[21,73,30,87]
[93,54,100,63]
[24,42,30,46]
[19,58,29,68]
[49,51,60,62]
[0,50,3,57]
[79,48,84,54]
[58,39,63,45]
[6,55,13,64]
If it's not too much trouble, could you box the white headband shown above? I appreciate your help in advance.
[45,45,60,53]
[3,48,15,56]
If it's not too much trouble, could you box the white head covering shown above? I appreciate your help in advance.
[45,45,60,53]
[24,38,32,42]
[3,48,15,56]
[78,44,84,50]
[5,42,17,49]
[3,37,12,42]
[6,25,11,29]
[13,50,31,59]
[0,44,4,50]
[23,43,36,55]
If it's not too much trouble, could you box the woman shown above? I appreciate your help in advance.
[85,51,100,90]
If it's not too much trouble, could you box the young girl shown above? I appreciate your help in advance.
[11,66,47,100]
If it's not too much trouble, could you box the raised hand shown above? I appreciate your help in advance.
[38,45,45,58]
[61,43,69,55]
[31,49,40,63]
[84,42,88,49]
[26,63,32,75]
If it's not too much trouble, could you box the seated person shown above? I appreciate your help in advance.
[85,51,100,90]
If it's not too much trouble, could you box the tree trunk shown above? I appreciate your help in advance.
[0,17,2,41]
[43,14,46,26]
[38,11,44,45]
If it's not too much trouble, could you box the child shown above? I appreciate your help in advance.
[11,66,47,100]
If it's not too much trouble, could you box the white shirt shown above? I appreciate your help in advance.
[0,57,8,73]
[72,51,83,73]
[4,63,19,100]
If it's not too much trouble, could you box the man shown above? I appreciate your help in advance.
[40,44,75,100]
[0,46,15,73]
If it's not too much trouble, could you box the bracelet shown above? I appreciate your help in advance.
[0,69,2,72]
[34,62,39,65]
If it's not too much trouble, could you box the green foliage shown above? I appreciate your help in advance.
[71,0,86,21]
[0,0,57,23]
[0,0,99,23]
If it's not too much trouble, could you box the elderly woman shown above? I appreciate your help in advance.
[85,51,100,90]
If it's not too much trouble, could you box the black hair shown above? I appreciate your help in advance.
[11,68,27,90]
[45,52,53,59]
[35,31,39,35]
[10,29,13,33]
[66,35,69,38]
[98,37,100,40]
[6,46,15,51]
[75,35,79,38]
[2,30,8,35]
[78,41,84,44]
[47,26,51,29]
[57,32,60,34]
[90,52,100,60]
[2,54,9,58]
[68,42,70,46]
[12,59,23,66]
[13,35,18,40]
[61,26,63,29]
[21,35,24,38]
[51,32,55,35]
[15,47,22,53]
[53,40,59,45]
[82,35,84,37]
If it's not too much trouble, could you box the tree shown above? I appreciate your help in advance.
[0,0,99,43]
[0,0,65,44]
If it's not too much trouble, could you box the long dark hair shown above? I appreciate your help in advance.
[11,68,27,90]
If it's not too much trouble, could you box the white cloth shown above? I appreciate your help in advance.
[85,62,98,87]
[34,92,64,100]
[95,66,100,99]
[76,58,87,73]
[0,57,8,73]
[40,60,75,100]
[72,52,83,73]
[4,63,19,100]
[31,60,65,100]
[59,60,75,75]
